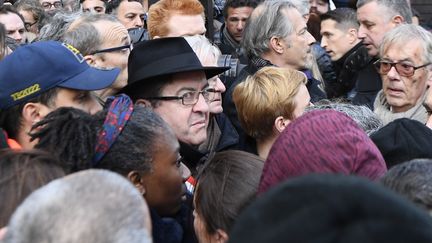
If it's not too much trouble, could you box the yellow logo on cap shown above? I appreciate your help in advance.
[62,43,84,63]
[10,84,41,101]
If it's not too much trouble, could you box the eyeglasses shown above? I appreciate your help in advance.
[41,1,62,9]
[89,43,133,55]
[24,21,38,30]
[374,59,432,77]
[145,89,216,106]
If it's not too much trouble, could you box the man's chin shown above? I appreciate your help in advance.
[366,47,379,58]
[181,133,207,147]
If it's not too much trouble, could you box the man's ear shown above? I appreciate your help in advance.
[213,229,229,243]
[135,98,153,108]
[84,54,103,67]
[391,15,404,26]
[347,28,359,45]
[127,170,146,195]
[270,36,285,54]
[274,116,290,133]
[22,102,50,126]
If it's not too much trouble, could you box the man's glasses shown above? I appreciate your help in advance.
[41,1,62,9]
[24,21,38,30]
[90,43,133,55]
[374,59,432,77]
[145,89,216,106]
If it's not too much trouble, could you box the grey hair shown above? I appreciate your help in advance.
[381,159,432,212]
[242,0,298,58]
[63,13,120,55]
[380,24,432,64]
[285,0,309,17]
[184,35,221,64]
[356,0,412,24]
[36,11,82,41]
[14,0,48,31]
[3,169,152,243]
[306,102,383,135]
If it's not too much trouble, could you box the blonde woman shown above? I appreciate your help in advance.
[233,66,310,159]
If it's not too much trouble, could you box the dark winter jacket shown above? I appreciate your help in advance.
[223,56,326,154]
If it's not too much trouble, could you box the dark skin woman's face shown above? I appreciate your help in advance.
[141,133,190,217]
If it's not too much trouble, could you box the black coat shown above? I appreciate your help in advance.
[180,113,239,175]
[151,195,197,243]
[326,42,382,109]
[223,57,326,154]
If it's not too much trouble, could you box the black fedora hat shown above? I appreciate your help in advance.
[123,37,229,91]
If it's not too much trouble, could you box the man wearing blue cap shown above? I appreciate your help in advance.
[0,41,120,149]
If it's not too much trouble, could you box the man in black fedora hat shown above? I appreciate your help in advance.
[121,37,228,176]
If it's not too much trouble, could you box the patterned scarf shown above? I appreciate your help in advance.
[92,94,134,165]
[222,25,240,50]
[374,90,429,126]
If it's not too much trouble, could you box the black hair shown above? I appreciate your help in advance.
[105,0,141,14]
[0,88,59,139]
[125,74,173,108]
[31,104,171,175]
[320,7,359,29]
[222,0,261,19]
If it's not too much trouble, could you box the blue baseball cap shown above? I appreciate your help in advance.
[0,41,120,110]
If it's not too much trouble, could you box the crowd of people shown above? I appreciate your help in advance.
[1,0,432,242]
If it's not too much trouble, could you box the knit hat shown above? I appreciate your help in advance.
[370,118,432,168]
[259,110,387,194]
[230,174,432,243]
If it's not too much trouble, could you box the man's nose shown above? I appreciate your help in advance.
[358,25,367,39]
[133,16,144,28]
[12,32,22,42]
[321,37,327,48]
[192,92,210,113]
[386,65,400,79]
[306,30,316,46]
[216,77,226,93]
[237,21,245,30]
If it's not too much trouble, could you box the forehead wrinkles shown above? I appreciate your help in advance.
[384,40,424,63]
[95,21,129,43]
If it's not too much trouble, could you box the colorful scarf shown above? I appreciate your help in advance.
[92,94,133,165]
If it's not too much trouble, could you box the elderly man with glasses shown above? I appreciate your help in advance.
[374,24,432,125]
[63,14,131,101]
[120,37,228,176]
[39,0,63,16]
